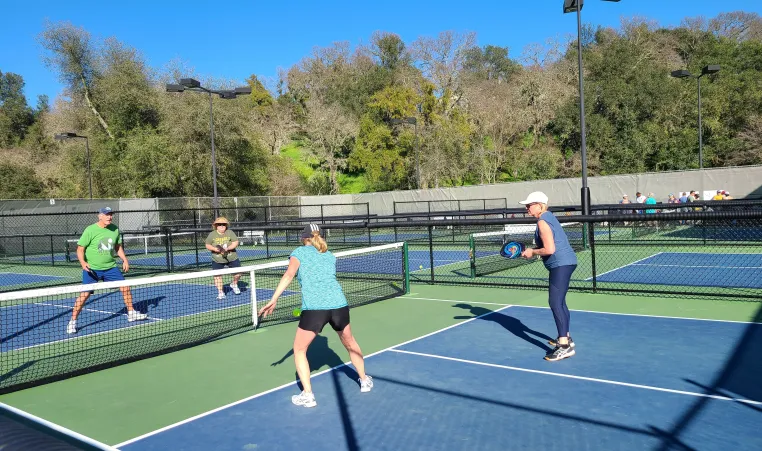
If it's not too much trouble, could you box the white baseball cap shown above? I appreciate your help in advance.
[519,191,549,205]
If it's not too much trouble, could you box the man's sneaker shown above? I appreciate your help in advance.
[291,391,317,408]
[67,320,77,334]
[127,310,148,322]
[230,284,241,295]
[548,337,575,348]
[545,345,575,362]
[360,376,374,393]
[217,292,226,300]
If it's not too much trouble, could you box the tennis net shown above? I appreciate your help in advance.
[469,223,585,277]
[0,242,408,394]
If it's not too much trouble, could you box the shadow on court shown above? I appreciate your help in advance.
[271,335,361,451]
[650,303,762,451]
[452,303,554,352]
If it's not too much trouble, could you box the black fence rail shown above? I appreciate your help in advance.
[393,198,508,215]
[0,203,370,237]
[2,209,762,302]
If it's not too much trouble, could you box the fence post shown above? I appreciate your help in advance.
[164,228,172,273]
[428,225,435,282]
[50,235,55,266]
[402,242,410,294]
[193,214,200,269]
[589,222,597,293]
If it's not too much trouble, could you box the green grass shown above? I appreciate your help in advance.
[280,141,369,194]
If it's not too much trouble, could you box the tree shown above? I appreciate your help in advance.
[304,97,357,194]
[39,21,114,139]
[0,162,45,198]
[0,71,34,147]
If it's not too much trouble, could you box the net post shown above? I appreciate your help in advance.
[469,234,476,279]
[402,242,410,294]
[250,269,258,326]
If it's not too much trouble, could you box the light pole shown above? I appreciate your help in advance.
[390,117,420,189]
[166,78,252,214]
[55,132,92,199]
[563,0,621,215]
[670,65,720,169]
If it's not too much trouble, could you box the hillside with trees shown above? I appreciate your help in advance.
[0,12,760,199]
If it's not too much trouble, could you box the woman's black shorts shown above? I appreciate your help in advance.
[298,306,350,334]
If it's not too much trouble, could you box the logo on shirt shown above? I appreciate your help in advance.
[98,238,115,254]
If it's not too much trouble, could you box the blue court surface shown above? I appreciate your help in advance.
[1,283,295,352]
[0,272,69,287]
[594,252,762,288]
[115,305,762,451]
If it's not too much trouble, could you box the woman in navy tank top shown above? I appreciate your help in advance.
[519,191,578,362]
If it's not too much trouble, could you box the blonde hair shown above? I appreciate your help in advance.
[304,231,328,253]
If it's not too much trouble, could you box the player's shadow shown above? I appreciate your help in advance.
[271,335,359,388]
[453,303,553,353]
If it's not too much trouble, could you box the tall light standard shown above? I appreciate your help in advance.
[563,0,621,215]
[390,117,420,189]
[166,78,252,214]
[670,65,720,169]
[55,132,92,199]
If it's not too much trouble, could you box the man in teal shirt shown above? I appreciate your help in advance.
[67,207,147,334]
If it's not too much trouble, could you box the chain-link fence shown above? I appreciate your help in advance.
[3,209,761,302]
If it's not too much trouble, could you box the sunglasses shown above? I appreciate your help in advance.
[525,203,539,209]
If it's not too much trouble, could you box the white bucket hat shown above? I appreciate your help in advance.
[519,191,549,205]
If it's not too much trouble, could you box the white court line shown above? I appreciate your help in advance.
[390,349,762,406]
[401,296,762,324]
[632,263,762,269]
[113,304,514,448]
[585,252,663,281]
[0,402,118,450]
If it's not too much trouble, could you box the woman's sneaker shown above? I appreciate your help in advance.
[360,376,374,393]
[545,345,575,362]
[230,284,241,295]
[127,310,148,322]
[292,391,317,408]
[217,292,226,301]
[548,337,575,348]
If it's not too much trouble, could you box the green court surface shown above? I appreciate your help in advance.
[0,283,760,446]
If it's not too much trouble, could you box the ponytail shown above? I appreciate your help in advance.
[307,231,328,253]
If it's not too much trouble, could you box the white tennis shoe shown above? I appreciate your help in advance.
[360,376,374,393]
[127,310,148,322]
[292,391,317,408]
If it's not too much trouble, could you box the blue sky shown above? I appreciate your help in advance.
[1,0,759,104]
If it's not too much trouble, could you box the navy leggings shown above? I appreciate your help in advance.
[548,264,576,338]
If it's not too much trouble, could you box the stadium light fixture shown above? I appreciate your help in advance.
[670,65,721,169]
[165,79,252,214]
